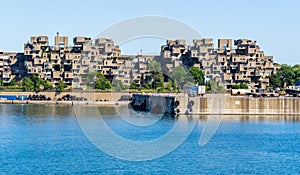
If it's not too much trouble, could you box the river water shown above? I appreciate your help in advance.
[1,104,300,174]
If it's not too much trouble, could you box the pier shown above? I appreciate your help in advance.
[131,94,300,115]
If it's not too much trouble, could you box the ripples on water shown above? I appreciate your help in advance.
[1,104,300,174]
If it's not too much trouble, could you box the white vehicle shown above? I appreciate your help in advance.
[231,89,252,96]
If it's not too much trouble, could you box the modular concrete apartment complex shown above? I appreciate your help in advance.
[0,33,280,89]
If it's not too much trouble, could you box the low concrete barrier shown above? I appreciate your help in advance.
[176,96,300,115]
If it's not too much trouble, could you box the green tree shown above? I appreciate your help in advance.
[207,80,224,92]
[43,80,53,90]
[81,71,112,90]
[57,80,67,92]
[9,80,16,86]
[155,80,164,92]
[148,61,162,73]
[144,83,151,89]
[22,77,34,91]
[95,79,112,89]
[269,64,299,88]
[147,61,164,90]
[280,64,295,86]
[29,75,44,91]
[82,71,97,87]
[172,80,179,92]
[112,79,125,91]
[169,66,192,89]
[269,73,282,88]
[240,84,248,89]
[152,72,164,90]
[189,66,205,85]
[293,64,300,85]
[232,84,240,89]
[94,72,112,90]
[166,80,174,92]
[0,79,3,87]
[130,81,138,89]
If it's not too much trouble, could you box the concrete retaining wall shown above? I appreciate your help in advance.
[176,96,300,115]
[0,91,129,101]
[1,91,299,115]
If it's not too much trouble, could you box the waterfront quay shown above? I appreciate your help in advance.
[1,91,299,115]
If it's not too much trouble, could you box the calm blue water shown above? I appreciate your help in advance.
[1,104,300,174]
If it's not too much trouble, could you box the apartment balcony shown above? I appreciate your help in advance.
[203,64,212,69]
[246,64,257,69]
[200,47,208,53]
[53,71,61,79]
[64,80,71,84]
[122,66,134,69]
[3,74,11,78]
[33,59,45,65]
[217,56,226,63]
[223,74,232,81]
[63,60,72,65]
[64,72,74,79]
[72,65,81,70]
[216,49,226,55]
[44,63,53,69]
[259,78,270,84]
[83,45,92,52]
[46,76,53,82]
[37,36,48,43]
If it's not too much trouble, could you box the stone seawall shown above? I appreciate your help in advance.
[177,96,300,115]
[0,91,299,115]
[0,91,129,101]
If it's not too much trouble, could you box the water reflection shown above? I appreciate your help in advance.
[0,104,299,122]
[221,115,300,122]
[0,104,75,118]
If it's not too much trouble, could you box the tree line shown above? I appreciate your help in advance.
[0,61,216,92]
[82,61,207,92]
[22,75,67,92]
[269,64,300,88]
[0,75,67,92]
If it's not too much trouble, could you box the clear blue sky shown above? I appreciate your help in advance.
[0,0,299,64]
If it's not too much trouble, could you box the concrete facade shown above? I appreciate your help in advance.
[189,38,280,89]
[0,34,279,90]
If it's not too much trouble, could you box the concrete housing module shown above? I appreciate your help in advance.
[0,34,280,89]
